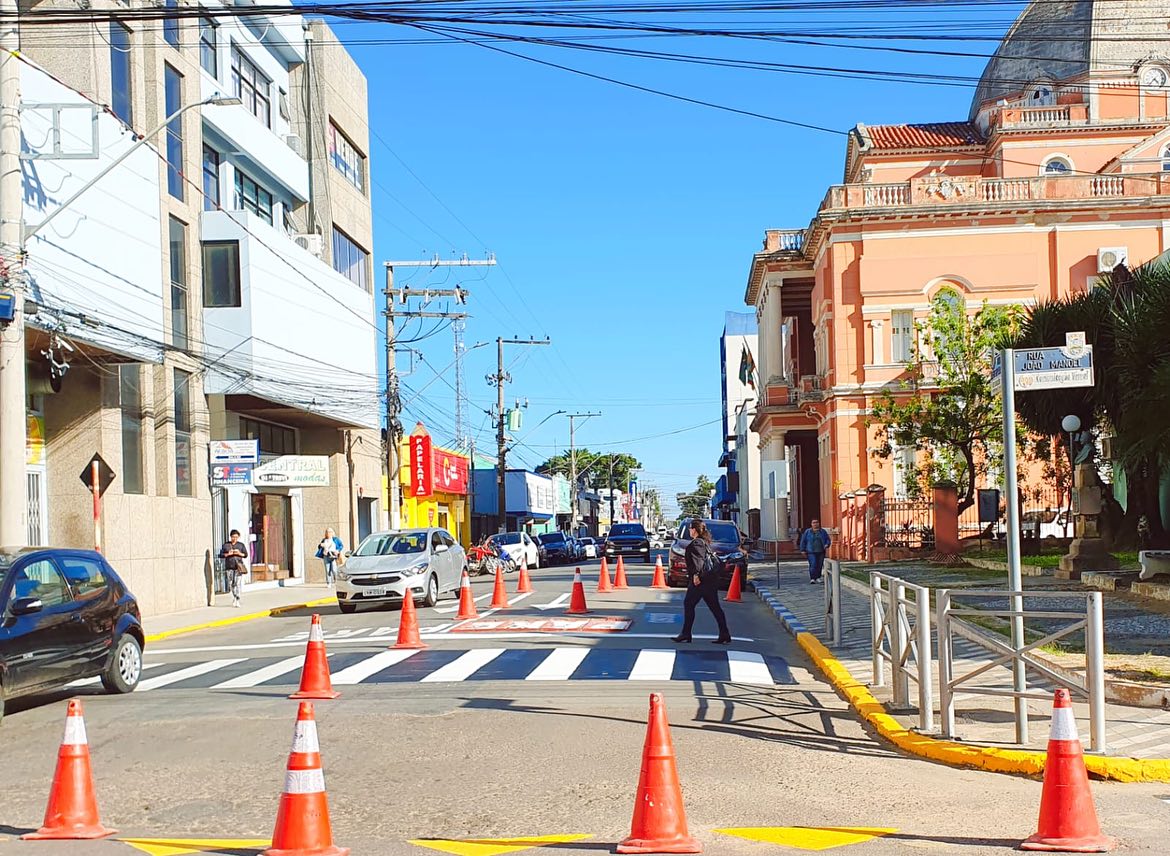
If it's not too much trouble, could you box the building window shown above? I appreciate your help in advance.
[163,0,179,47]
[1161,145,1170,172]
[199,15,217,77]
[119,364,144,495]
[110,21,133,125]
[202,145,220,210]
[231,46,271,128]
[328,123,365,192]
[331,227,369,291]
[164,65,184,200]
[892,446,916,499]
[240,416,296,456]
[1028,84,1055,106]
[1043,156,1072,175]
[233,168,273,224]
[169,217,189,350]
[202,240,241,307]
[174,369,193,496]
[891,310,914,362]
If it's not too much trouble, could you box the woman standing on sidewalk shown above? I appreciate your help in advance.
[672,520,731,644]
[316,528,344,586]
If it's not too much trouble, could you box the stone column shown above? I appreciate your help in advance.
[760,433,789,550]
[762,280,784,386]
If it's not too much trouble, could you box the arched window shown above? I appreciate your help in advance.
[1161,144,1170,172]
[1028,84,1055,106]
[1043,156,1072,175]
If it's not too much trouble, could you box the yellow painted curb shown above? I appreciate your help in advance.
[144,597,336,643]
[795,631,1170,783]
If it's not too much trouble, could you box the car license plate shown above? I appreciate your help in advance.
[362,586,387,597]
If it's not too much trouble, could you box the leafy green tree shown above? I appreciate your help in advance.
[867,289,1023,514]
[676,474,715,521]
[536,449,640,491]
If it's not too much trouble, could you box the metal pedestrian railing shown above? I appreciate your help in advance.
[936,588,1106,753]
[823,559,843,646]
[870,571,934,733]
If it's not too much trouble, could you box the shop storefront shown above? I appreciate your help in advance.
[397,424,471,547]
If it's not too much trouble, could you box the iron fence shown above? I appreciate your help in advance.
[876,498,935,550]
[958,485,1071,539]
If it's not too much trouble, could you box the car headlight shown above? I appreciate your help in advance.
[724,551,745,561]
[335,570,350,582]
[407,562,429,576]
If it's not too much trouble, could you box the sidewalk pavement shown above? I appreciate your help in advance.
[142,584,336,641]
[750,562,1170,762]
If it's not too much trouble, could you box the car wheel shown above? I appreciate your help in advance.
[101,633,143,694]
[423,573,439,608]
[339,601,357,614]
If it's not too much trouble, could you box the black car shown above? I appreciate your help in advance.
[537,532,574,565]
[604,523,652,563]
[0,548,145,722]
[667,518,748,589]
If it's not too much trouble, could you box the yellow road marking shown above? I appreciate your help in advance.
[408,834,592,856]
[144,598,336,642]
[715,827,897,851]
[119,837,271,855]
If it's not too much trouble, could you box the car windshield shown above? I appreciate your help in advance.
[354,532,427,557]
[491,533,521,545]
[609,524,645,537]
[580,538,595,545]
[539,533,566,545]
[708,522,740,544]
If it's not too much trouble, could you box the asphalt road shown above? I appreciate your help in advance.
[1,559,1167,856]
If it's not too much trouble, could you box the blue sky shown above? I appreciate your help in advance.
[332,3,1024,513]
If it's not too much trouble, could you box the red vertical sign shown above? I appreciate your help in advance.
[411,432,433,497]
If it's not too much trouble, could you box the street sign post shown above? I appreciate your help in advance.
[79,453,115,553]
[997,332,1094,744]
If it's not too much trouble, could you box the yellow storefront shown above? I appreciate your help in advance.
[386,424,472,548]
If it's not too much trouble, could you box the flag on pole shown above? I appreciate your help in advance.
[739,345,757,389]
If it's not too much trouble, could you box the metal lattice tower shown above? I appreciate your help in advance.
[453,319,468,449]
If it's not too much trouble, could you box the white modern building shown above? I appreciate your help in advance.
[716,312,760,535]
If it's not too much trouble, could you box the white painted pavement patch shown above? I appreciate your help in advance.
[66,662,165,688]
[629,649,676,681]
[726,650,773,685]
[420,648,506,682]
[524,647,590,681]
[330,649,419,684]
[434,593,492,614]
[536,593,570,611]
[211,655,308,689]
[137,659,247,692]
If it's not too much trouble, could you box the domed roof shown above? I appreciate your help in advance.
[970,0,1170,119]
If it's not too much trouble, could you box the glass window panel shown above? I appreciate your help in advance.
[169,217,188,349]
[331,226,368,290]
[163,0,179,47]
[199,16,217,77]
[230,46,271,128]
[327,122,365,193]
[110,22,132,125]
[202,146,220,211]
[201,241,240,307]
[174,369,192,496]
[119,364,143,494]
[233,169,273,225]
[164,65,184,200]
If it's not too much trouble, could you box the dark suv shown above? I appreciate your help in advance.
[604,523,651,563]
[0,548,144,723]
[667,519,748,589]
[537,532,573,565]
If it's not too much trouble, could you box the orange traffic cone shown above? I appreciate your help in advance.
[725,567,743,603]
[617,693,701,854]
[1021,689,1115,852]
[598,556,613,593]
[290,614,341,700]
[490,564,511,609]
[393,587,427,650]
[23,699,116,840]
[456,570,479,620]
[613,556,629,590]
[516,556,533,594]
[265,702,349,856]
[650,556,669,590]
[566,567,590,615]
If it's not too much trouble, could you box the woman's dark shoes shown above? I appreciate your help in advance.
[712,636,732,645]
[671,635,692,643]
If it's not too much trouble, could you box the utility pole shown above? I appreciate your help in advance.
[564,412,600,535]
[453,319,468,448]
[383,256,493,530]
[0,0,25,546]
[492,336,551,534]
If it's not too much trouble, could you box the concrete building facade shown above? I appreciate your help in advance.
[743,0,1170,552]
[13,1,379,615]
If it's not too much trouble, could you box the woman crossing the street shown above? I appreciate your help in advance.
[672,519,731,644]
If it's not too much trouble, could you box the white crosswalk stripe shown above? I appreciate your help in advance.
[727,650,772,685]
[66,662,165,688]
[211,655,307,689]
[420,648,506,682]
[629,649,676,681]
[137,659,247,692]
[435,593,492,614]
[525,647,590,681]
[330,649,419,685]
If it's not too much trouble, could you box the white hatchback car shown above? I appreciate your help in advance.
[335,528,466,614]
[488,531,540,569]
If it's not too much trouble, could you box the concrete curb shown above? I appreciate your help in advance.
[144,597,337,643]
[753,583,1170,783]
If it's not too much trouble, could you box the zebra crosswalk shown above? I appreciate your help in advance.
[111,648,795,691]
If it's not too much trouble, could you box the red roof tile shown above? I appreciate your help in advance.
[864,122,984,150]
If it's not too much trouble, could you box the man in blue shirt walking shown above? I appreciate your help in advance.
[799,519,831,584]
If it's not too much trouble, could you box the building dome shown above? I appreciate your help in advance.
[971,0,1170,119]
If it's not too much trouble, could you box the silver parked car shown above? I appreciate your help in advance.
[335,528,467,614]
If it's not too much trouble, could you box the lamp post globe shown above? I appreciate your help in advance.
[1061,415,1082,433]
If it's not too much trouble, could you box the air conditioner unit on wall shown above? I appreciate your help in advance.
[284,134,303,156]
[294,233,324,258]
[1097,246,1128,273]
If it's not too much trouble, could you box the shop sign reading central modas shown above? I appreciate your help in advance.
[253,455,331,487]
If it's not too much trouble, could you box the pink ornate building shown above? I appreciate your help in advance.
[745,0,1170,551]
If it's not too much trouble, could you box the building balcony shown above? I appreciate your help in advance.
[201,209,378,429]
[821,172,1169,214]
[992,103,1091,130]
[763,229,806,254]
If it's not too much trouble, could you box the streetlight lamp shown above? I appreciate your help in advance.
[25,94,242,241]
